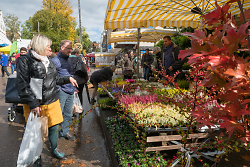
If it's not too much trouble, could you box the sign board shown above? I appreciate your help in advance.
[17,39,31,50]
[95,52,115,67]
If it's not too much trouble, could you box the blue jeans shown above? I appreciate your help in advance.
[143,67,150,81]
[58,90,74,136]
[11,64,15,74]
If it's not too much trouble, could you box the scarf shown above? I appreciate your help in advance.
[31,50,50,72]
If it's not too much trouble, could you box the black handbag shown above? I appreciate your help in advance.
[75,58,88,78]
[5,74,43,103]
[5,74,24,103]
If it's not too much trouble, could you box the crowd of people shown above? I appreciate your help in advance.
[118,35,184,82]
[1,34,185,166]
[5,34,116,166]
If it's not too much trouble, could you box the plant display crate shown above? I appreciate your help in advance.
[145,128,223,166]
[146,132,209,152]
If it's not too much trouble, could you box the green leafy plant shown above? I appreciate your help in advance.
[182,62,192,70]
[98,98,117,110]
[177,79,190,90]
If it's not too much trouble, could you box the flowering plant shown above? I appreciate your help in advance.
[97,87,108,96]
[128,103,190,127]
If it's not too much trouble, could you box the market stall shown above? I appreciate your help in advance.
[94,79,223,167]
[94,52,115,68]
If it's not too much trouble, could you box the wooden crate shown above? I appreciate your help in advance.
[146,130,224,166]
[146,132,209,152]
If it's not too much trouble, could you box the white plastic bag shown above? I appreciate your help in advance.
[17,112,43,167]
[73,93,83,114]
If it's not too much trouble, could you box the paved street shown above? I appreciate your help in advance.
[0,70,111,167]
[0,66,142,167]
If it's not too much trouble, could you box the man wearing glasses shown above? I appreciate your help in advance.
[52,40,77,141]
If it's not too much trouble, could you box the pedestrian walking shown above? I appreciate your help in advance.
[141,48,154,81]
[0,51,10,77]
[68,48,88,105]
[17,34,78,162]
[9,52,16,74]
[15,47,27,67]
[52,40,78,141]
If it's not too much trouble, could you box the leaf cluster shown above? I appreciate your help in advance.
[31,9,71,52]
[3,13,21,42]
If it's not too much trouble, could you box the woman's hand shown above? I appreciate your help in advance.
[70,76,78,88]
[31,107,42,117]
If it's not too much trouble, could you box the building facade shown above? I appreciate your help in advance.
[0,10,11,45]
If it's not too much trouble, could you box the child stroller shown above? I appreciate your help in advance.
[7,104,23,122]
[5,73,24,122]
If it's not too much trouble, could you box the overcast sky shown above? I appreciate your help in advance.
[1,0,108,42]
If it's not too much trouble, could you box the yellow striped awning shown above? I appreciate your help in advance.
[105,0,250,30]
[109,27,177,43]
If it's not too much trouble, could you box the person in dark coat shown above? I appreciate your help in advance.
[52,40,78,141]
[90,65,116,104]
[122,54,134,79]
[68,48,88,105]
[141,48,154,81]
[153,46,163,79]
[17,34,78,162]
[162,36,184,81]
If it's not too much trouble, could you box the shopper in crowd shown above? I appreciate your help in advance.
[15,47,27,67]
[52,40,78,141]
[49,52,57,59]
[17,34,78,162]
[68,48,88,105]
[27,44,31,51]
[162,36,184,81]
[141,48,154,81]
[122,53,134,79]
[0,51,10,77]
[129,51,137,73]
[89,65,116,105]
[87,57,91,72]
[9,52,16,74]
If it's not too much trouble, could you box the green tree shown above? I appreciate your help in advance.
[31,9,71,52]
[171,27,194,50]
[155,39,164,50]
[42,0,76,42]
[155,27,194,50]
[21,17,33,39]
[3,13,21,42]
[75,27,92,53]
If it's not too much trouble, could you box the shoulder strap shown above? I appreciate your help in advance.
[172,46,176,61]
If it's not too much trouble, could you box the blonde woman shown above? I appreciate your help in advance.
[17,34,78,162]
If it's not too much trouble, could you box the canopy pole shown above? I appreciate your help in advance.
[136,28,141,80]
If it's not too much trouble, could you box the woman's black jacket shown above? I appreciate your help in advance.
[90,67,113,84]
[17,51,70,110]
